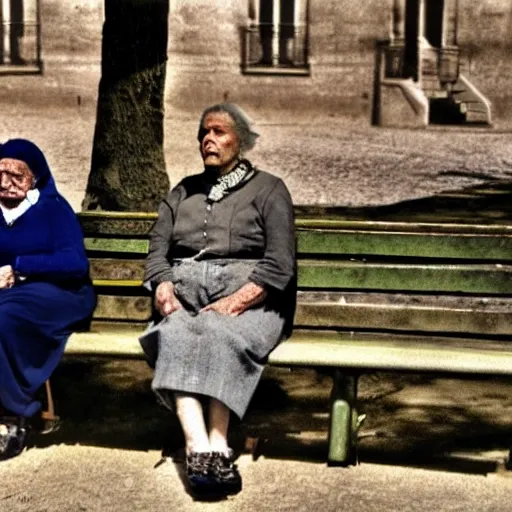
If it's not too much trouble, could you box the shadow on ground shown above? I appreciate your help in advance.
[30,360,512,476]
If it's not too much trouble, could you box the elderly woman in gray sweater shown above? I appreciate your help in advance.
[140,103,296,498]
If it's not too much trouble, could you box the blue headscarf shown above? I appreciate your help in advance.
[0,139,58,197]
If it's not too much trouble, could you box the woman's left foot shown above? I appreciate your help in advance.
[211,449,242,495]
[0,417,29,461]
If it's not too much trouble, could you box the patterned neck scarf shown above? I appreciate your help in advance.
[206,160,254,202]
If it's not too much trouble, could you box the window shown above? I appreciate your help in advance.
[243,0,309,75]
[0,0,42,74]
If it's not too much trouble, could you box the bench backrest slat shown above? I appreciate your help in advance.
[87,257,512,295]
[298,230,512,260]
[298,261,512,294]
[79,213,512,338]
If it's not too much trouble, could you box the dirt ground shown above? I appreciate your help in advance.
[1,364,512,511]
[3,108,512,212]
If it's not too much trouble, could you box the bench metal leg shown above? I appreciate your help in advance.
[327,369,359,466]
[39,379,60,434]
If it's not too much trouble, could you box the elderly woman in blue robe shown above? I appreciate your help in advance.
[140,103,296,498]
[0,139,95,460]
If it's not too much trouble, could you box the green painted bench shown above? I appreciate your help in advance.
[57,210,512,466]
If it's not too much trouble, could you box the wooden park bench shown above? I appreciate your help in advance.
[47,200,512,467]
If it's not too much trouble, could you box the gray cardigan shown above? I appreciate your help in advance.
[145,167,297,333]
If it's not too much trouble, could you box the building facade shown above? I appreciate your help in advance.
[2,1,512,126]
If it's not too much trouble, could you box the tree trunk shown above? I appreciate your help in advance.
[83,0,170,212]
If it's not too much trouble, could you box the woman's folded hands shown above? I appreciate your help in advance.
[200,282,267,317]
[155,281,267,317]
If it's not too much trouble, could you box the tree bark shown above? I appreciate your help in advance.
[83,0,170,212]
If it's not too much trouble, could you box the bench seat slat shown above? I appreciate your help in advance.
[269,333,512,375]
[65,328,512,375]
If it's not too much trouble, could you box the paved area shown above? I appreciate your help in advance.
[2,65,512,212]
[1,445,511,512]
[1,364,511,511]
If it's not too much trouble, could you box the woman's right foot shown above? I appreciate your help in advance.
[185,451,216,495]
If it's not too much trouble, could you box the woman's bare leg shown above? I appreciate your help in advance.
[175,393,210,454]
[208,397,230,454]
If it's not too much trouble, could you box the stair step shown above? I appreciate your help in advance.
[466,112,490,123]
[426,90,449,99]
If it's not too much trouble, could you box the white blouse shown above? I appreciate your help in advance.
[0,189,40,225]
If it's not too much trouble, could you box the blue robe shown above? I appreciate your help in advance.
[0,139,95,418]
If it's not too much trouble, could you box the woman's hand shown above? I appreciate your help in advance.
[201,282,267,317]
[0,265,15,289]
[154,281,183,317]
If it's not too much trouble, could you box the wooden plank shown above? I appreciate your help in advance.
[84,232,512,269]
[88,293,512,334]
[84,238,149,254]
[67,329,146,358]
[295,220,512,235]
[89,260,512,294]
[268,330,512,375]
[89,258,145,281]
[65,327,512,375]
[93,279,144,287]
[295,302,512,336]
[297,260,512,294]
[78,209,512,236]
[79,212,156,236]
[79,212,158,220]
[93,295,152,321]
[297,229,512,260]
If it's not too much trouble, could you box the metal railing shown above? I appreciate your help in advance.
[243,23,309,70]
[381,41,459,85]
[0,21,42,72]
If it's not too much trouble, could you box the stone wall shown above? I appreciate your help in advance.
[42,0,103,59]
[166,0,391,121]
[457,0,512,121]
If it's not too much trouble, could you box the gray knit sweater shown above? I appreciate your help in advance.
[144,166,297,332]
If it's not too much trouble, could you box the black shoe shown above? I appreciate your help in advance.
[0,417,29,461]
[211,450,242,495]
[186,452,217,495]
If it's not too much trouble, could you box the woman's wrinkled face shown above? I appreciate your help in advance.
[0,158,35,204]
[199,112,240,175]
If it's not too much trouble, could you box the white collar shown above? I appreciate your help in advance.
[1,189,40,225]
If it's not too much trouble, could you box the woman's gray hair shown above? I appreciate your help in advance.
[197,103,259,153]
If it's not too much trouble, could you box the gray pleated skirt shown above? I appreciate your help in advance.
[139,259,285,419]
